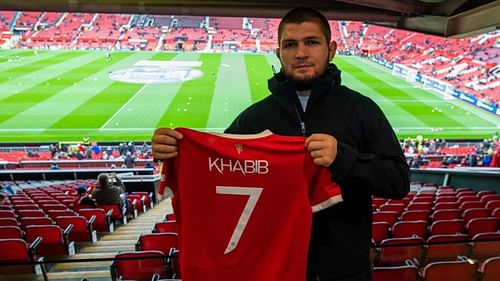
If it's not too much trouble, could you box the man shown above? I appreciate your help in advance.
[92,173,126,206]
[152,7,409,281]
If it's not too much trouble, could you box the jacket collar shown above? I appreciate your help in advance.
[267,63,342,110]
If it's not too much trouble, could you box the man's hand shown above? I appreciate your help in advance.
[151,128,183,160]
[305,133,338,167]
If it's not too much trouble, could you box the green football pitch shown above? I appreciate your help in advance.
[0,49,498,142]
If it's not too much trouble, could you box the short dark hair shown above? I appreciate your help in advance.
[97,173,109,188]
[278,7,331,45]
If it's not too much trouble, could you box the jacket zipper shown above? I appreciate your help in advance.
[294,106,306,136]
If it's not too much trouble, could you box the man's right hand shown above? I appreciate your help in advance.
[151,128,183,160]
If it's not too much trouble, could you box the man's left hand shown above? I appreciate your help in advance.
[305,133,338,167]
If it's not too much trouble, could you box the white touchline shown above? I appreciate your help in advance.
[100,84,149,129]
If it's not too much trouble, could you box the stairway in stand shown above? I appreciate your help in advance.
[39,198,173,281]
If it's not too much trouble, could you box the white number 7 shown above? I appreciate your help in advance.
[216,185,263,254]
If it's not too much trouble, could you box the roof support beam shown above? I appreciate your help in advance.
[446,0,500,37]
[332,0,427,15]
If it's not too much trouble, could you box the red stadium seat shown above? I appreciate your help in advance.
[110,250,169,281]
[480,256,500,281]
[20,217,54,229]
[98,204,127,224]
[47,209,77,220]
[79,208,113,232]
[392,221,428,239]
[379,203,406,215]
[0,226,23,239]
[135,232,178,255]
[372,264,417,281]
[462,208,491,224]
[55,215,96,242]
[17,209,46,219]
[481,194,500,204]
[429,219,465,236]
[0,218,19,226]
[434,202,459,211]
[431,209,461,221]
[373,211,399,226]
[423,234,468,265]
[25,225,75,257]
[378,237,424,266]
[0,238,45,275]
[0,210,17,219]
[372,222,391,245]
[400,210,431,223]
[466,217,499,237]
[434,196,457,204]
[406,202,432,212]
[420,259,477,281]
[469,232,500,262]
[165,213,176,221]
[131,192,154,209]
[485,200,500,210]
[153,221,178,233]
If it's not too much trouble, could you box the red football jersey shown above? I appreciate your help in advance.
[160,128,343,281]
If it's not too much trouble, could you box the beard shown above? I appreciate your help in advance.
[286,74,315,91]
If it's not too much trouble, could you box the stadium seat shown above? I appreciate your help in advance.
[0,218,19,226]
[378,237,424,266]
[400,210,431,223]
[379,203,406,215]
[165,213,176,221]
[431,209,461,221]
[14,205,41,211]
[481,195,500,204]
[372,222,391,245]
[423,234,468,265]
[0,226,23,239]
[460,201,485,213]
[131,192,154,209]
[420,259,477,281]
[20,217,54,229]
[372,263,418,281]
[135,232,178,255]
[434,196,457,204]
[25,225,75,257]
[406,202,433,212]
[462,208,491,224]
[17,209,46,219]
[55,215,97,242]
[98,204,127,224]
[153,221,178,233]
[485,200,500,210]
[47,209,77,220]
[373,211,399,226]
[392,221,428,239]
[492,207,500,219]
[434,202,459,211]
[477,191,496,200]
[429,219,465,236]
[110,250,169,281]
[79,208,113,232]
[466,217,499,237]
[0,238,45,275]
[0,210,17,219]
[469,232,500,262]
[480,256,500,281]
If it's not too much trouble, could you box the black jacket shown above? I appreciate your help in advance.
[226,64,409,280]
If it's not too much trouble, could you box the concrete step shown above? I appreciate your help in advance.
[78,244,135,253]
[39,270,110,280]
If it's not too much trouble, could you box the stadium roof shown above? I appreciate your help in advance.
[1,0,499,38]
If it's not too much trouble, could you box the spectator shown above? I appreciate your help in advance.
[92,173,126,206]
[124,151,135,168]
[0,192,7,206]
[74,185,96,208]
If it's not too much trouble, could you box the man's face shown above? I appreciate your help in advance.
[277,22,336,87]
